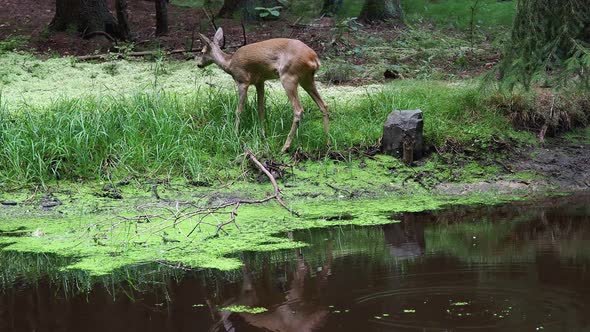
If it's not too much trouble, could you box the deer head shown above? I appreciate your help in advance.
[195,28,224,68]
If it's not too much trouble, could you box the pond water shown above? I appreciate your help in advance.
[1,193,589,331]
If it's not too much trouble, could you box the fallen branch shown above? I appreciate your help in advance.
[77,48,200,61]
[81,149,299,247]
[326,183,354,198]
[77,43,245,61]
[246,149,300,217]
[83,30,116,42]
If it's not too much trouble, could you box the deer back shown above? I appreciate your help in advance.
[229,38,320,84]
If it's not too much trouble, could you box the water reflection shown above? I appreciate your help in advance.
[0,193,589,331]
[211,244,332,332]
[383,213,426,258]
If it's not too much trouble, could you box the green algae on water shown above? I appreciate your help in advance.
[0,187,524,277]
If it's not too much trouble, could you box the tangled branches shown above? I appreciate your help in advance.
[84,150,299,247]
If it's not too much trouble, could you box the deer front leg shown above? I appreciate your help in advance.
[235,83,249,133]
[301,77,331,146]
[280,76,304,153]
[255,82,266,138]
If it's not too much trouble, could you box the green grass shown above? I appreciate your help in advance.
[0,63,532,187]
[0,36,29,54]
[401,0,516,29]
[563,127,590,145]
[170,0,210,8]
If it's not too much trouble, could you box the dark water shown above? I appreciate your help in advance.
[1,193,590,332]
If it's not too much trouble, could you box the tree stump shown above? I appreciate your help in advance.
[381,110,424,164]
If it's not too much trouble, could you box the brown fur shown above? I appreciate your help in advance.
[229,39,320,84]
[196,28,330,153]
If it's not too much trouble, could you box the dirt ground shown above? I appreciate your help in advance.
[435,134,590,195]
[0,0,367,56]
[2,0,234,55]
[2,0,504,82]
[513,137,590,191]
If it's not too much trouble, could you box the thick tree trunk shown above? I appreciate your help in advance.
[359,0,403,23]
[321,0,343,16]
[50,0,126,40]
[77,0,118,35]
[116,0,130,40]
[155,0,169,36]
[217,0,249,18]
[50,0,82,31]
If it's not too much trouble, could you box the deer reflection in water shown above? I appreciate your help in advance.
[383,213,426,259]
[209,239,333,332]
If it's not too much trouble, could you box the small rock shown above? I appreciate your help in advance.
[382,110,424,161]
[40,195,62,209]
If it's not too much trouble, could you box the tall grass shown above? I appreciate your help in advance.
[0,81,527,187]
[401,0,516,29]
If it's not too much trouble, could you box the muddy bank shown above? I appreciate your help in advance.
[513,136,590,190]
[1,134,588,219]
[434,135,589,195]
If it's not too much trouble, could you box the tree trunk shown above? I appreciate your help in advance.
[50,0,126,40]
[155,0,169,36]
[50,0,82,31]
[359,0,403,23]
[321,0,343,16]
[217,0,249,19]
[582,24,590,43]
[116,0,130,40]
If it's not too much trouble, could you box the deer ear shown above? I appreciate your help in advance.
[198,33,212,46]
[213,28,224,47]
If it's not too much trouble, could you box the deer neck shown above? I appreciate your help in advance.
[211,46,233,74]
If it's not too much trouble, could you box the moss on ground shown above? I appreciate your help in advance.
[0,156,529,276]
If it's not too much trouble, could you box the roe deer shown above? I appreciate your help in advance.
[195,28,330,152]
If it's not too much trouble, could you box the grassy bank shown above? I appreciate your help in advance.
[1,47,543,187]
[0,71,533,187]
[401,0,516,28]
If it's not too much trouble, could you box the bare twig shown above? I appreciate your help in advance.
[81,148,299,247]
[77,48,200,61]
[245,149,300,216]
[240,21,247,46]
[83,30,116,42]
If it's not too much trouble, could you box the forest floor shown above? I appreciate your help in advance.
[1,0,500,82]
[1,0,388,56]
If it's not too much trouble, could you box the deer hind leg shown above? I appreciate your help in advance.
[300,75,331,146]
[235,83,249,132]
[280,75,304,153]
[255,82,266,138]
